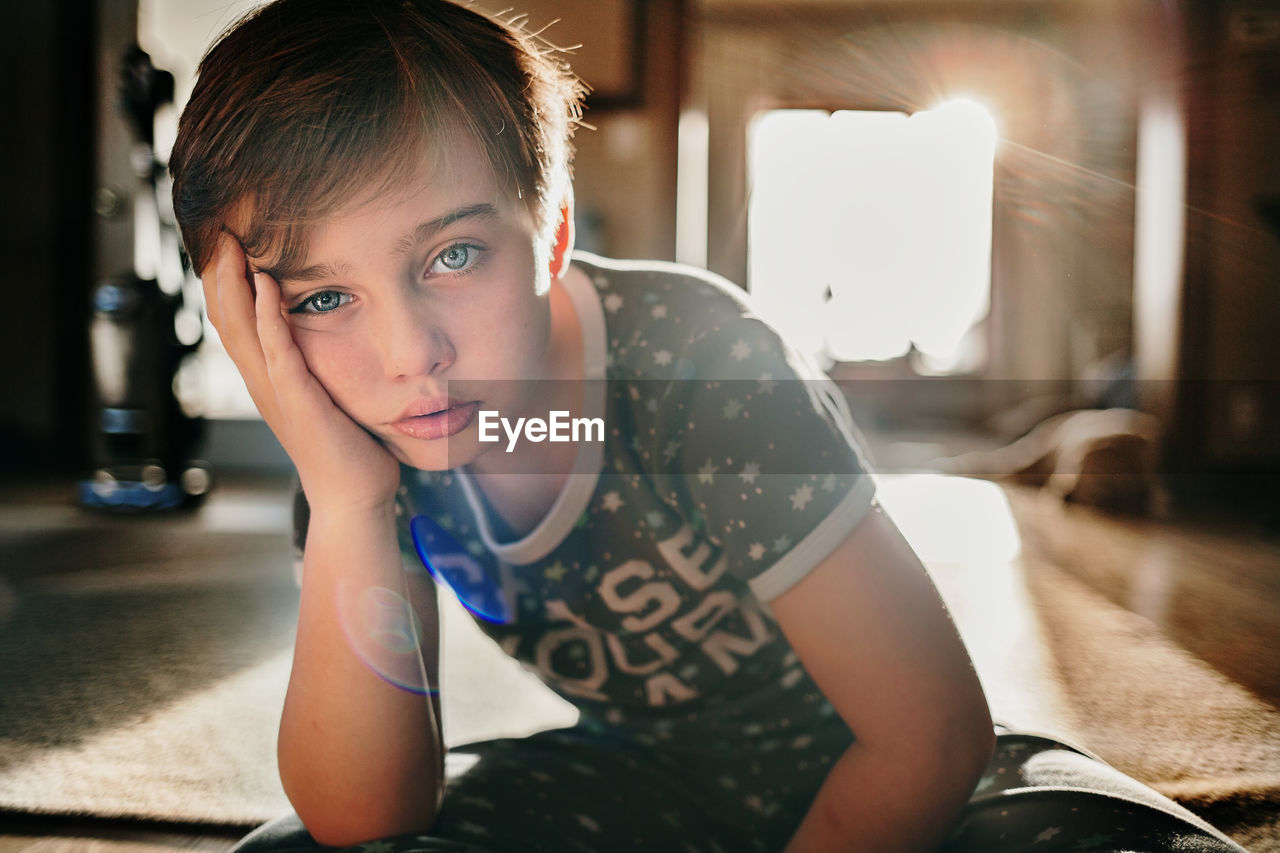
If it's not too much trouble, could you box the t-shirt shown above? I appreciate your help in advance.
[392,253,877,726]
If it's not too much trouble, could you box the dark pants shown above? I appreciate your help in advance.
[234,727,1246,852]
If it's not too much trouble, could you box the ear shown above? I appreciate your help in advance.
[549,196,575,280]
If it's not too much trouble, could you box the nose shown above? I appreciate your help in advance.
[375,297,454,380]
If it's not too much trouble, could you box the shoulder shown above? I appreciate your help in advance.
[572,251,750,304]
[572,252,820,383]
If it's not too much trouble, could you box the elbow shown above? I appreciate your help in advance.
[279,753,443,848]
[292,792,440,849]
[937,696,996,796]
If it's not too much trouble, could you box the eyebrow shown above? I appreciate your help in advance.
[261,202,501,284]
[392,202,501,257]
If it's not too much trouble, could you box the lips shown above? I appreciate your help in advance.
[391,397,481,441]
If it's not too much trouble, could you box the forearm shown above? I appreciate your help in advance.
[784,725,993,853]
[278,503,444,847]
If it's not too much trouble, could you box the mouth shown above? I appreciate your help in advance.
[391,398,481,441]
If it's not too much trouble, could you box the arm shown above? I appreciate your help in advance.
[771,502,994,852]
[204,237,444,846]
[279,505,444,846]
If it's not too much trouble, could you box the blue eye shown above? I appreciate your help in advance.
[430,243,482,274]
[290,290,351,314]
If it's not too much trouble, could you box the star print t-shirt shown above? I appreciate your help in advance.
[393,253,876,724]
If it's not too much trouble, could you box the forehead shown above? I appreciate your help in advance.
[326,139,502,227]
[241,135,521,273]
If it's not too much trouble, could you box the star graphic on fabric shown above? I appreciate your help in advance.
[645,510,666,528]
[744,794,765,813]
[747,542,766,560]
[739,461,761,483]
[1033,827,1062,843]
[697,459,719,484]
[663,440,681,460]
[653,349,673,366]
[722,398,743,420]
[651,304,667,318]
[757,373,777,394]
[466,539,485,555]
[821,473,837,492]
[772,534,793,553]
[576,814,602,832]
[646,396,659,413]
[544,561,569,581]
[601,491,624,512]
[603,293,623,313]
[790,483,814,510]
[730,339,752,361]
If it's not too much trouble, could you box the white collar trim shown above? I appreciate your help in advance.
[454,267,606,565]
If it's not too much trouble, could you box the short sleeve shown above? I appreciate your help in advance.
[651,311,876,601]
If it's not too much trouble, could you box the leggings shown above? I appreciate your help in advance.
[233,726,1247,852]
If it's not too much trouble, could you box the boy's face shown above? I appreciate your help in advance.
[250,143,558,471]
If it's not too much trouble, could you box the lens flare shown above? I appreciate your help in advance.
[336,581,431,694]
[411,514,514,624]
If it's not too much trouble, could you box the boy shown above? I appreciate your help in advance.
[171,2,1245,851]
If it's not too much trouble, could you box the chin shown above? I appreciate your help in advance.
[389,436,487,472]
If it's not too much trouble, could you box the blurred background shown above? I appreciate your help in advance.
[1,1,1279,851]
[3,0,1279,506]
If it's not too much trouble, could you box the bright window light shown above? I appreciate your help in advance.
[747,99,998,373]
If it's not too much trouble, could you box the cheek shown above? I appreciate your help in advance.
[460,262,552,372]
[294,333,380,406]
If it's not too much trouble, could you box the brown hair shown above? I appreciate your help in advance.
[170,0,586,277]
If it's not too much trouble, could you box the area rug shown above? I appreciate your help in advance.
[0,488,574,828]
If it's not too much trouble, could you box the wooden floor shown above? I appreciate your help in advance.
[2,463,1277,852]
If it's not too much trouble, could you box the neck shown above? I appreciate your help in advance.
[463,265,588,536]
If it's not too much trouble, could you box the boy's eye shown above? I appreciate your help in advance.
[290,290,351,314]
[429,243,481,274]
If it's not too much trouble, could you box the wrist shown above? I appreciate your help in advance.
[300,482,399,527]
[298,497,400,571]
[304,500,399,543]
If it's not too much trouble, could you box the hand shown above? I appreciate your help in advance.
[203,234,401,515]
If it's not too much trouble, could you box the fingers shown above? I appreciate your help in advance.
[255,271,328,430]
[202,232,285,426]
[255,271,304,391]
[211,234,261,368]
[200,231,247,332]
